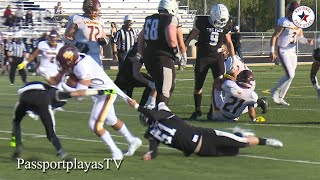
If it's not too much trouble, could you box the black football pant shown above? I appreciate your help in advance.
[9,57,27,84]
[12,90,62,152]
[115,72,153,106]
[144,56,175,105]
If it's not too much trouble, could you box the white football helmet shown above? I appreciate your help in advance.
[210,4,229,28]
[158,0,179,16]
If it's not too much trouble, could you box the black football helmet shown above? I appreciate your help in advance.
[83,0,101,19]
[139,113,154,127]
[313,48,320,62]
[287,1,300,13]
[56,45,80,72]
[236,70,254,88]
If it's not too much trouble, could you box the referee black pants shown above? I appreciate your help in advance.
[9,57,27,84]
[12,90,62,152]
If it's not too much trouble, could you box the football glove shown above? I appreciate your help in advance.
[97,89,117,95]
[17,60,28,70]
[75,42,89,53]
[253,116,266,123]
[55,90,71,101]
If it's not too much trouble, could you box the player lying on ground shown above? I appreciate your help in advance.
[127,99,283,160]
[209,56,268,121]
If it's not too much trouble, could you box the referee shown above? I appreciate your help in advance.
[113,15,137,68]
[8,32,27,85]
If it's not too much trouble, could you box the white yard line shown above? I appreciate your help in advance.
[0,131,319,165]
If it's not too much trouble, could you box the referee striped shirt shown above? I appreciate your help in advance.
[113,27,137,52]
[10,41,26,57]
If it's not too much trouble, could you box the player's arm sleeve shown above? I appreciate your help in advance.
[131,58,150,85]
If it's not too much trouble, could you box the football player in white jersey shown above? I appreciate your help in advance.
[214,70,264,122]
[45,45,142,160]
[18,30,64,87]
[63,0,108,67]
[270,1,314,106]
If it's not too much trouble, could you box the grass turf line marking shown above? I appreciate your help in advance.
[1,132,319,165]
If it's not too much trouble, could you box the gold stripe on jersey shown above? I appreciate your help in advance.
[94,94,115,135]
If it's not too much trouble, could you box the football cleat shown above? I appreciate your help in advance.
[232,126,256,137]
[277,100,290,106]
[10,136,16,148]
[124,137,142,156]
[26,110,39,120]
[112,148,123,160]
[190,111,202,121]
[266,138,283,148]
[271,88,280,104]
[253,116,266,123]
[11,144,23,160]
[257,97,268,114]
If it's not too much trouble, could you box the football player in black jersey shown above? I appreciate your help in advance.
[138,0,184,106]
[185,4,236,121]
[310,48,320,99]
[11,82,69,160]
[114,42,157,109]
[127,99,283,160]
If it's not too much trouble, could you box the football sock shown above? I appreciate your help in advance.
[100,131,119,152]
[50,136,62,151]
[117,124,134,143]
[258,138,267,145]
[279,79,292,99]
[194,93,202,112]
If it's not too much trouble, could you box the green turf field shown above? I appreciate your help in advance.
[1,64,320,180]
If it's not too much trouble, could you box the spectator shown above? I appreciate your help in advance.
[3,5,12,19]
[110,22,117,40]
[231,25,243,60]
[25,9,34,28]
[44,10,54,22]
[4,14,15,31]
[54,2,63,15]
[15,5,24,29]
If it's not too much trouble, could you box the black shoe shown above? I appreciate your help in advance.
[57,150,73,161]
[11,144,23,160]
[257,97,268,114]
[190,111,202,121]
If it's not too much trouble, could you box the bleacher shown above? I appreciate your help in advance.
[0,0,195,37]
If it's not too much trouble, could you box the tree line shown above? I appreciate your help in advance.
[179,0,319,32]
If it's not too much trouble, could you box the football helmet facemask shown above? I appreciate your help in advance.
[158,0,179,16]
[139,113,154,127]
[236,70,255,88]
[83,0,101,19]
[313,48,320,62]
[210,4,229,29]
[56,45,80,72]
[48,29,60,46]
